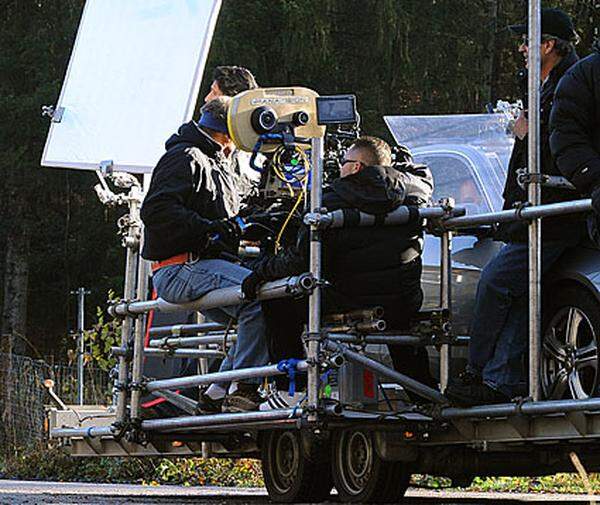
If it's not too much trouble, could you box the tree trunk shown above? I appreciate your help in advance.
[1,199,30,357]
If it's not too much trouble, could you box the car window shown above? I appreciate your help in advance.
[416,153,491,214]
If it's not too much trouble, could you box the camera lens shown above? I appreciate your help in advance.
[292,111,309,127]
[251,106,278,134]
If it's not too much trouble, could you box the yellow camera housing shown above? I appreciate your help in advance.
[227,87,325,153]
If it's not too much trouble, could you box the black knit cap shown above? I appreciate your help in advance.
[509,8,577,42]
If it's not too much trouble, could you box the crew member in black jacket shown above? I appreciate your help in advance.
[241,136,435,409]
[446,8,582,406]
[141,97,269,414]
[550,40,600,226]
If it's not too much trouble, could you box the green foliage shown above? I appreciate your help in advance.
[468,474,600,494]
[79,290,121,372]
[0,448,263,488]
[3,447,600,494]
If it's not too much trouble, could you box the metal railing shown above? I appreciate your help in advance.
[49,13,599,436]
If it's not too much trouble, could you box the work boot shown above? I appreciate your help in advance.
[447,368,482,389]
[221,383,262,413]
[195,391,224,415]
[445,381,510,407]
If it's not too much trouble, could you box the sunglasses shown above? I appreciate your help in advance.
[341,158,363,166]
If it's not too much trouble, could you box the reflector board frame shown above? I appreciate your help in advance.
[41,0,221,174]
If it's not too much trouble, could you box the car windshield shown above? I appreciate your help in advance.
[385,114,514,212]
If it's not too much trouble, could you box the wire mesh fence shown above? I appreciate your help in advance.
[0,352,110,455]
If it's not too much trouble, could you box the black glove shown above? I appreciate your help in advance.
[208,218,241,244]
[591,186,600,217]
[241,271,264,301]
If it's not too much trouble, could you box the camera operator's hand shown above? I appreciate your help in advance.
[208,218,241,245]
[591,186,600,217]
[241,271,265,301]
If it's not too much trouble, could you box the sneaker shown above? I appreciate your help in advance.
[195,392,224,415]
[445,381,510,407]
[260,388,306,411]
[221,383,262,413]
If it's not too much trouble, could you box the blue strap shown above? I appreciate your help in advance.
[277,358,302,396]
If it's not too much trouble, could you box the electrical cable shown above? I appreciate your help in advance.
[271,145,310,252]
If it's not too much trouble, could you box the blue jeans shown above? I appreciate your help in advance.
[152,259,269,385]
[468,241,570,397]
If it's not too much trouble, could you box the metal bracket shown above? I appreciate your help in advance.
[516,168,576,191]
[41,105,64,123]
[99,160,114,177]
[438,197,456,217]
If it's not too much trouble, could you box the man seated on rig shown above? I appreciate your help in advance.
[240,135,435,409]
[445,8,582,406]
[141,96,269,414]
[141,65,260,418]
[204,65,261,196]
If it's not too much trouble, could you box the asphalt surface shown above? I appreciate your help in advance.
[0,481,598,505]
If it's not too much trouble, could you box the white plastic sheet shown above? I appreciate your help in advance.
[41,0,221,174]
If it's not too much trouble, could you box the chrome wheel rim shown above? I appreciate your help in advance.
[542,306,598,399]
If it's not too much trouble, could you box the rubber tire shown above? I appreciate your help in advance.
[261,430,333,503]
[542,285,600,399]
[331,429,411,503]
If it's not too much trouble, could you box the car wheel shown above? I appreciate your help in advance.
[261,430,332,503]
[542,286,600,400]
[331,429,411,503]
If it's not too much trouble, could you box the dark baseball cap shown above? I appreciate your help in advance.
[509,8,577,42]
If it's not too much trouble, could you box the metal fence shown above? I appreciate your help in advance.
[0,352,110,454]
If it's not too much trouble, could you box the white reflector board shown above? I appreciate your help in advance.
[41,0,221,174]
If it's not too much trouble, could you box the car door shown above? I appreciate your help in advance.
[415,148,503,334]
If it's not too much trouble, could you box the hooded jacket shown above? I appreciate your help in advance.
[497,48,583,243]
[253,162,433,328]
[550,41,600,194]
[141,121,240,261]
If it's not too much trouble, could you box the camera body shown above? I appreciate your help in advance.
[228,89,359,248]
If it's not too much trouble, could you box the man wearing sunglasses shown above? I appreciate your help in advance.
[241,136,435,409]
[446,8,582,406]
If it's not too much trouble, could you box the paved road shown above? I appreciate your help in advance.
[0,481,597,504]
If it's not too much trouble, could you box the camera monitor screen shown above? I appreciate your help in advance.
[41,0,221,174]
[316,95,357,125]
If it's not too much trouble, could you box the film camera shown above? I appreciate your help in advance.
[227,88,359,250]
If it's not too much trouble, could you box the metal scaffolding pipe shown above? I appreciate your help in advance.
[145,361,308,393]
[324,320,386,333]
[327,334,470,346]
[306,205,466,229]
[141,408,302,431]
[306,137,324,420]
[325,306,385,323]
[114,187,143,424]
[443,199,591,229]
[148,322,226,337]
[527,0,542,402]
[50,425,116,439]
[109,273,315,317]
[328,334,421,345]
[130,258,150,420]
[440,397,600,420]
[148,333,235,349]
[111,347,224,359]
[324,341,446,404]
[439,231,452,392]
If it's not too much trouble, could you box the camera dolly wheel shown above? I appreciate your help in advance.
[331,429,411,503]
[261,430,332,503]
